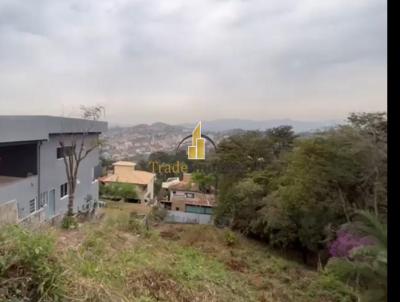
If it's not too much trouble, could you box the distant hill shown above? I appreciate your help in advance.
[102,119,339,161]
[180,119,339,133]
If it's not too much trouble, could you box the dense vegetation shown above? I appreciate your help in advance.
[133,112,387,299]
[210,112,387,299]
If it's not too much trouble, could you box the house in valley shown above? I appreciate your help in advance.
[100,161,155,203]
[0,115,107,226]
[160,173,216,215]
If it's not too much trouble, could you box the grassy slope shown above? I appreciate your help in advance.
[0,202,354,301]
[53,203,354,302]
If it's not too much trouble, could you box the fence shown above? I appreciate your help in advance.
[164,210,213,225]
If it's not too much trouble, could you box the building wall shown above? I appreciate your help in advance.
[134,184,147,201]
[39,134,100,219]
[169,190,214,213]
[169,191,208,202]
[0,200,18,226]
[145,177,154,200]
[171,198,187,212]
[0,176,38,219]
[113,165,134,178]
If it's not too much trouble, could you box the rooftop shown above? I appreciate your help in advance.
[100,170,155,186]
[0,115,108,144]
[185,194,216,207]
[112,161,136,167]
[168,181,200,192]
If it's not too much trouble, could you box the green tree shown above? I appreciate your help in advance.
[215,178,265,233]
[191,171,216,193]
[265,125,297,159]
[100,182,138,201]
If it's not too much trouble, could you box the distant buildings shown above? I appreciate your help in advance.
[100,123,226,161]
[160,173,216,215]
[100,161,155,203]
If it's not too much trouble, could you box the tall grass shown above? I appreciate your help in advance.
[0,225,65,301]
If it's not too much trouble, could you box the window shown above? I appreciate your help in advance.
[175,207,180,211]
[57,146,74,159]
[185,205,214,215]
[60,183,68,198]
[185,193,195,198]
[29,199,36,213]
[92,164,102,182]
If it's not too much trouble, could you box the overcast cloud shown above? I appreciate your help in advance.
[0,0,386,125]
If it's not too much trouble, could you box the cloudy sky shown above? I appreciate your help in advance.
[0,0,386,125]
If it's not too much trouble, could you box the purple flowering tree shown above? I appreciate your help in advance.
[329,229,375,258]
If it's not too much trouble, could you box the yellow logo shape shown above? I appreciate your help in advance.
[188,122,205,160]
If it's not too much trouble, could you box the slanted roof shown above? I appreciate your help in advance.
[181,193,216,208]
[100,170,155,186]
[113,161,136,167]
[0,115,107,144]
[168,180,200,192]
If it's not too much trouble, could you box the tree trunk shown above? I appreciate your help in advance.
[67,192,74,216]
[338,187,350,222]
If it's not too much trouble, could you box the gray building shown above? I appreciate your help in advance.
[0,116,107,225]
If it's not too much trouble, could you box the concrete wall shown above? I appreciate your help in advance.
[0,175,38,218]
[147,177,154,200]
[19,208,47,227]
[164,210,213,225]
[138,178,154,201]
[113,165,134,178]
[39,134,100,219]
[170,190,211,202]
[0,200,18,226]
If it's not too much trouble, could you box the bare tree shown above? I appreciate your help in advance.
[59,105,105,216]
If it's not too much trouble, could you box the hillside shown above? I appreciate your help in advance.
[180,118,339,132]
[0,202,355,302]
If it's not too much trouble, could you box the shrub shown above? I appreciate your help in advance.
[148,206,167,223]
[0,225,65,301]
[224,230,237,247]
[128,213,146,233]
[308,273,356,302]
[61,215,78,229]
[328,229,375,257]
